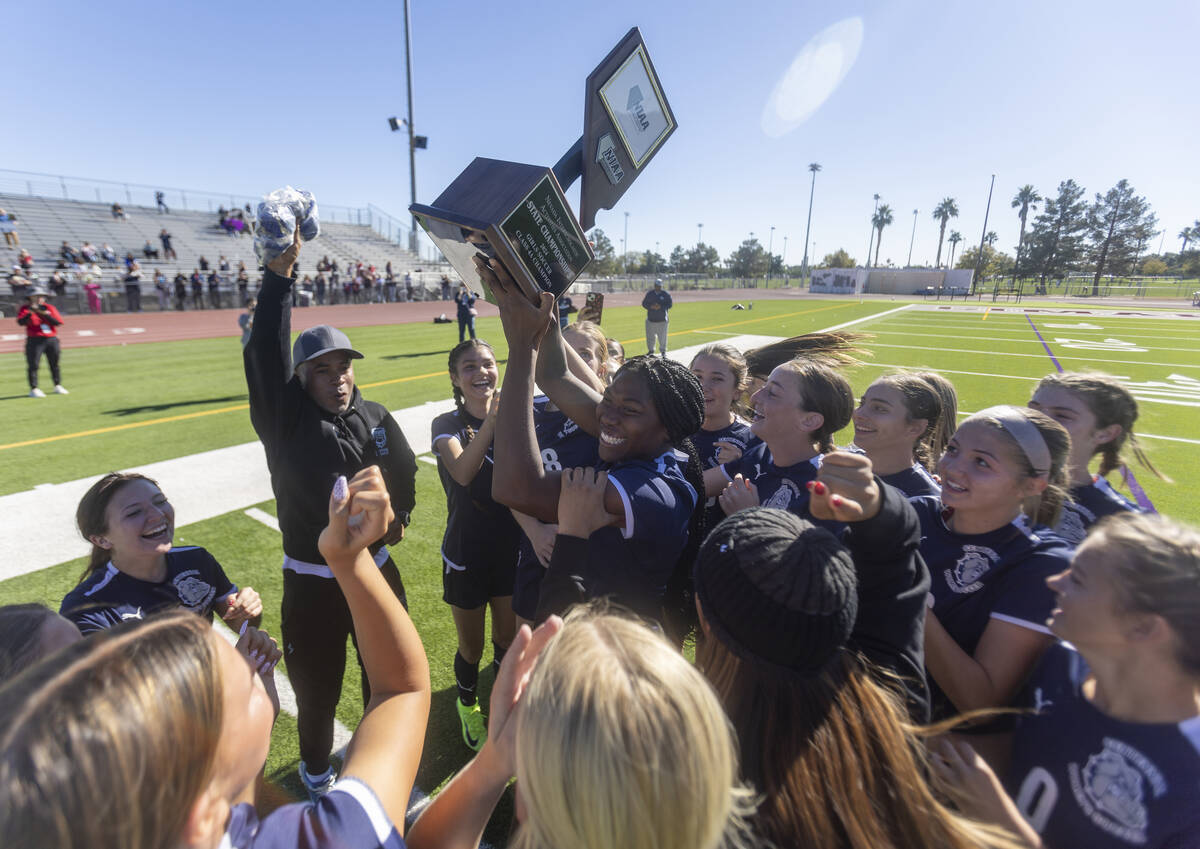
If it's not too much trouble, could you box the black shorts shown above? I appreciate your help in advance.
[441,546,517,610]
[511,552,545,620]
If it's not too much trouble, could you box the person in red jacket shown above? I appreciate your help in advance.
[17,286,68,398]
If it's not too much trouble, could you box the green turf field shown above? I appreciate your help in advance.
[1,295,1196,840]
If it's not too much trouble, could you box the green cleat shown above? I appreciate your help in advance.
[456,697,487,751]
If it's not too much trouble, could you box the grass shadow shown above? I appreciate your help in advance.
[102,394,247,416]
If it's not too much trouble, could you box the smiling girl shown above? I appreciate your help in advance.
[934,512,1200,849]
[61,473,261,636]
[1028,372,1166,545]
[852,371,958,498]
[431,339,521,752]
[701,358,855,528]
[690,344,755,529]
[915,406,1073,719]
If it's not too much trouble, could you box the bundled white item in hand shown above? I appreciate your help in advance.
[255,186,320,264]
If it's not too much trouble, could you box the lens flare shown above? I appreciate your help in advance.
[761,17,864,138]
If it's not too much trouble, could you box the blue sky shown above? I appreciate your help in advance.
[6,0,1197,266]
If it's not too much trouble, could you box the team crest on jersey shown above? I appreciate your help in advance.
[1056,506,1087,546]
[1069,737,1166,844]
[372,426,389,456]
[557,418,579,440]
[762,479,802,511]
[944,545,998,594]
[173,570,216,612]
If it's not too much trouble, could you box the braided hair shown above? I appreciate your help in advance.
[615,356,707,634]
[447,338,495,446]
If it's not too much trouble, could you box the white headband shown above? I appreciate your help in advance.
[966,405,1052,476]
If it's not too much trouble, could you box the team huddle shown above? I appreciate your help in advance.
[1,242,1197,849]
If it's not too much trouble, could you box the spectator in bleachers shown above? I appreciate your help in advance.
[172,271,187,310]
[9,268,31,300]
[154,269,169,310]
[219,255,230,272]
[237,259,247,273]
[198,255,209,271]
[315,272,327,305]
[384,265,396,303]
[159,229,176,260]
[142,240,160,260]
[80,241,98,263]
[18,249,34,272]
[318,255,330,273]
[406,272,415,302]
[440,273,452,300]
[190,268,204,309]
[123,259,143,312]
[0,208,19,248]
[60,241,79,264]
[155,190,168,213]
[100,243,117,265]
[207,268,222,309]
[48,269,68,301]
[123,251,136,270]
[236,268,250,304]
[110,202,126,220]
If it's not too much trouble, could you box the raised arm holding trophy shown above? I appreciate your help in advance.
[411,27,677,308]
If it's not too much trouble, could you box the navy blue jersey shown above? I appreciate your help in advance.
[583,449,697,616]
[692,419,754,531]
[431,408,521,571]
[60,546,237,635]
[224,778,406,849]
[720,442,843,535]
[881,463,941,498]
[516,396,599,571]
[1055,476,1146,547]
[1004,643,1200,848]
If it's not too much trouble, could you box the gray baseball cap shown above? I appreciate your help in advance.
[292,325,363,366]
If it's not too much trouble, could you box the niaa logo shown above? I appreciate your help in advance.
[945,545,998,594]
[1069,737,1165,842]
[173,570,216,612]
[762,479,802,511]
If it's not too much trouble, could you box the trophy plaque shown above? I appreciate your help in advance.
[411,27,676,305]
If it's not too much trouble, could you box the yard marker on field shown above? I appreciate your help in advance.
[982,307,991,321]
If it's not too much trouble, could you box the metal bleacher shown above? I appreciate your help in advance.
[1,191,453,314]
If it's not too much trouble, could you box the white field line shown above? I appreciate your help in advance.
[244,507,280,531]
[865,342,1200,370]
[819,303,914,331]
[906,304,1200,320]
[953,411,1200,446]
[886,320,1200,341]
[865,330,1200,353]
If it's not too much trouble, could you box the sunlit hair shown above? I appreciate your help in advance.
[447,338,496,445]
[697,639,1026,849]
[0,611,222,849]
[774,359,855,453]
[1034,371,1169,481]
[0,604,63,681]
[871,371,960,471]
[743,331,869,381]
[956,408,1070,526]
[691,343,749,411]
[562,320,609,379]
[76,472,160,579]
[512,607,754,849]
[1087,513,1200,675]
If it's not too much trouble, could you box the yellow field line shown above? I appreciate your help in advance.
[1,301,866,452]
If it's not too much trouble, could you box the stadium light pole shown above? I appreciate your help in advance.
[767,225,775,285]
[865,193,879,268]
[971,174,996,296]
[801,162,820,288]
[697,223,703,247]
[623,211,630,275]
[403,0,419,253]
[907,208,918,267]
[782,235,789,285]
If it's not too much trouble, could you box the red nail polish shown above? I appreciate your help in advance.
[831,495,843,507]
[813,481,826,495]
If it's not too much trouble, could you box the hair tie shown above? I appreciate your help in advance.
[966,405,1051,476]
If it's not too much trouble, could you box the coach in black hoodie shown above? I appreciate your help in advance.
[244,229,416,797]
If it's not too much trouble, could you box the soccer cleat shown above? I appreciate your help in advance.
[29,388,45,398]
[53,385,69,395]
[456,698,487,751]
[298,761,337,802]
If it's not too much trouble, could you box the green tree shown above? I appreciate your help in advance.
[1011,184,1042,279]
[947,231,963,267]
[957,245,1014,278]
[634,250,666,275]
[1025,179,1089,284]
[985,231,999,247]
[587,228,616,275]
[932,198,959,268]
[1141,257,1169,275]
[821,249,856,268]
[726,238,768,278]
[1087,179,1158,294]
[669,244,687,272]
[871,204,894,267]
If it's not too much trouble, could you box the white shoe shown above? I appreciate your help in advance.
[53,385,69,395]
[29,388,46,398]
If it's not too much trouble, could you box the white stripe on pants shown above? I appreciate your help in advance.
[646,319,668,354]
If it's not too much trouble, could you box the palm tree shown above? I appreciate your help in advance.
[1180,228,1193,253]
[947,230,963,267]
[985,230,999,247]
[932,198,959,267]
[1011,184,1041,279]
[872,204,894,266]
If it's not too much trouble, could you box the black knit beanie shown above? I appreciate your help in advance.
[694,507,858,676]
